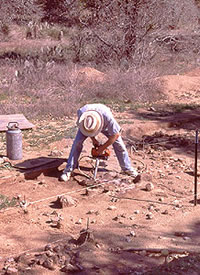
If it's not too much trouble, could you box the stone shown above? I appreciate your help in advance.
[109,172,118,178]
[95,210,100,215]
[149,106,156,111]
[44,244,53,251]
[61,263,80,272]
[125,237,132,243]
[75,219,82,225]
[146,213,153,219]
[56,195,77,208]
[183,236,191,240]
[16,254,34,266]
[107,205,117,210]
[3,156,9,162]
[145,183,154,191]
[42,258,56,270]
[53,245,61,253]
[129,231,136,237]
[38,179,45,185]
[173,200,180,207]
[54,220,63,229]
[87,210,95,214]
[148,205,154,211]
[162,210,168,215]
[4,267,18,274]
[0,157,4,164]
[36,254,48,265]
[134,210,140,214]
[48,150,63,157]
[45,250,54,257]
[111,197,118,202]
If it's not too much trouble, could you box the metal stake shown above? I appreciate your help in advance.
[194,129,198,206]
[94,158,100,180]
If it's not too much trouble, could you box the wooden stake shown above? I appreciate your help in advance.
[194,129,198,206]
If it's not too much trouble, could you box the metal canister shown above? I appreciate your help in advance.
[6,122,23,160]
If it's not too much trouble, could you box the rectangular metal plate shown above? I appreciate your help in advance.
[0,114,34,131]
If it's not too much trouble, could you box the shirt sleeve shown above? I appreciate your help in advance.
[106,117,121,136]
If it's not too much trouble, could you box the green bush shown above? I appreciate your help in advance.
[0,194,17,210]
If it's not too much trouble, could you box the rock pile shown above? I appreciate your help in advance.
[2,233,94,274]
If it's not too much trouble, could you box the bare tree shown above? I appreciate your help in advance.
[0,0,44,24]
[0,0,199,66]
[67,0,200,66]
[0,0,44,40]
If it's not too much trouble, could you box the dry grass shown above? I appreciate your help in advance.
[0,23,163,119]
[0,61,163,119]
[0,22,197,121]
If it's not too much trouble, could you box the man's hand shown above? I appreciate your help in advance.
[94,144,105,155]
[91,146,110,158]
[91,132,120,155]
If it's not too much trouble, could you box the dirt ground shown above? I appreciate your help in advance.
[1,68,200,274]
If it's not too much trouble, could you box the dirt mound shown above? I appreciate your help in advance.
[76,66,105,83]
[185,67,200,77]
[159,73,200,103]
[123,121,169,140]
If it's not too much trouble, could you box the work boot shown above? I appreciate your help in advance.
[121,169,141,183]
[60,172,71,182]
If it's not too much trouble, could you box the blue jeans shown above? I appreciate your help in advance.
[64,129,133,173]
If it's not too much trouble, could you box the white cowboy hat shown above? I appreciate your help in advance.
[78,110,104,137]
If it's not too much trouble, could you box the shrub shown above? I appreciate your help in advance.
[0,61,163,119]
[0,194,17,210]
[80,66,164,105]
[0,24,9,36]
[44,27,63,40]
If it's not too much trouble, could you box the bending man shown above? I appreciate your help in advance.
[60,103,140,182]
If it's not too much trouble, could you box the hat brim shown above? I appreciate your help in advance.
[78,110,104,137]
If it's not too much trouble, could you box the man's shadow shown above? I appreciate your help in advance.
[13,156,109,180]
